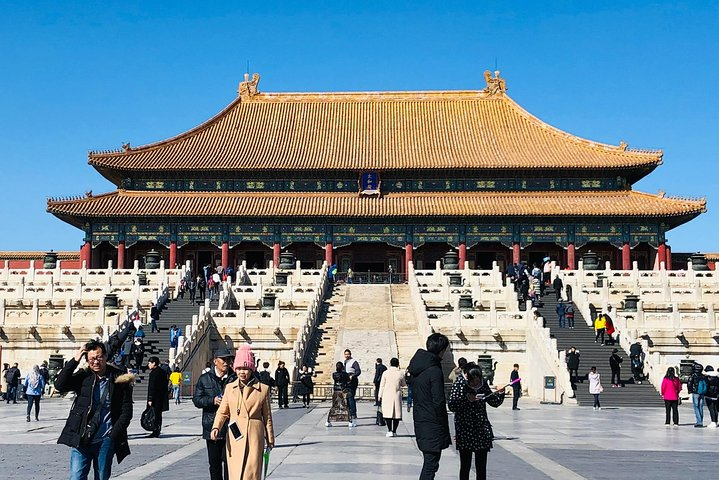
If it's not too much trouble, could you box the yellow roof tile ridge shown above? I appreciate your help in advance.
[88,97,242,161]
[500,94,663,164]
[253,90,491,102]
[48,190,119,206]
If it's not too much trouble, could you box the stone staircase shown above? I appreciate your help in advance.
[538,289,663,407]
[133,296,218,401]
[307,284,346,384]
[391,285,423,369]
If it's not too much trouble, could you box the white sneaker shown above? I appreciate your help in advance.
[597,407,602,410]
[351,420,357,427]
[386,431,393,437]
[325,421,332,427]
[593,407,597,411]
[709,422,717,428]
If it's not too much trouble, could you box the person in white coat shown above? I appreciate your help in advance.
[378,357,406,437]
[588,366,603,410]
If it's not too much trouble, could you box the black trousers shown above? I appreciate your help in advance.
[206,438,229,480]
[153,407,163,435]
[664,399,679,425]
[611,370,621,385]
[459,450,488,480]
[277,384,289,407]
[420,450,441,479]
[374,382,381,404]
[512,387,520,409]
[706,398,718,423]
[26,394,40,418]
[384,418,400,433]
[595,328,605,343]
[568,368,579,382]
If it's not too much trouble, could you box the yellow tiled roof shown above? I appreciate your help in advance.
[87,89,662,173]
[47,190,704,221]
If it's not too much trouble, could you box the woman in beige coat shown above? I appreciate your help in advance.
[211,345,275,480]
[378,357,406,437]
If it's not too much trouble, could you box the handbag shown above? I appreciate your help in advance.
[141,405,156,431]
[375,404,386,426]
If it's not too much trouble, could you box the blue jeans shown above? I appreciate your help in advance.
[346,391,357,418]
[558,314,565,328]
[70,436,115,480]
[692,394,705,425]
[173,385,181,404]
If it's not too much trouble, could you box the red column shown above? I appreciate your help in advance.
[657,242,666,270]
[512,242,520,265]
[80,241,91,267]
[169,241,177,269]
[325,242,333,266]
[622,242,631,270]
[221,242,229,270]
[273,243,281,268]
[666,244,672,270]
[117,241,125,269]
[567,243,576,270]
[458,243,466,270]
[405,243,413,276]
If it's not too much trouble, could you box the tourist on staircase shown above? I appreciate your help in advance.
[193,348,236,480]
[565,303,575,329]
[660,367,682,426]
[552,275,563,301]
[378,357,406,437]
[556,300,567,329]
[703,366,719,428]
[594,314,606,345]
[588,366,603,410]
[150,303,160,333]
[197,275,206,303]
[188,276,197,305]
[566,347,581,384]
[609,349,623,388]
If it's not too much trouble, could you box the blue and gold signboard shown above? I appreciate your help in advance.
[333,225,405,248]
[359,172,380,195]
[629,224,659,248]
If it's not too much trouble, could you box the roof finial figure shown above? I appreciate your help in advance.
[483,70,506,95]
[238,73,260,99]
[122,142,131,151]
[619,140,628,151]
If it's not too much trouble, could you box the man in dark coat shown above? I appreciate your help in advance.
[407,333,451,480]
[5,363,20,404]
[55,340,134,479]
[510,364,522,410]
[193,349,237,480]
[566,347,581,383]
[373,358,388,406]
[552,276,564,301]
[609,349,623,387]
[274,361,290,409]
[146,356,169,438]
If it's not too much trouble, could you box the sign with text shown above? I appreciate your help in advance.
[359,172,380,195]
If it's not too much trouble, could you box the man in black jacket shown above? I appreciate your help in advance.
[146,356,169,438]
[609,349,623,387]
[5,363,20,404]
[373,358,387,406]
[55,340,134,480]
[193,349,237,480]
[275,361,290,409]
[407,333,451,480]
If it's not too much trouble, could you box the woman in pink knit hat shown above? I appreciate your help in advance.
[211,344,275,479]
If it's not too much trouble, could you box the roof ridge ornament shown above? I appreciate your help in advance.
[619,141,628,151]
[238,72,260,99]
[483,70,506,95]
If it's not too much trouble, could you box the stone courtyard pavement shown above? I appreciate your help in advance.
[1,395,717,479]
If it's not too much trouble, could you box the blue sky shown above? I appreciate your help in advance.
[0,1,716,253]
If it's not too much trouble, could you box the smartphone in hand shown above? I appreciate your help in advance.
[228,422,243,440]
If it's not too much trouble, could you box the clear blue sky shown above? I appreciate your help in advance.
[0,1,716,253]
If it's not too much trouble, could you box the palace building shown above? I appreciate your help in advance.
[47,72,705,274]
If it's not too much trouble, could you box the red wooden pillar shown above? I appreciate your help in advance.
[512,242,520,265]
[169,241,177,269]
[666,244,672,270]
[622,242,631,270]
[657,242,666,270]
[405,243,413,276]
[567,243,576,270]
[117,241,125,269]
[80,241,91,267]
[325,242,333,266]
[458,243,466,270]
[221,242,229,270]
[273,243,281,268]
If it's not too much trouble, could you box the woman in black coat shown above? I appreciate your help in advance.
[146,357,169,438]
[447,363,505,480]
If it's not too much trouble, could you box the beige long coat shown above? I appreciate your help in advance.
[212,378,275,480]
[378,366,406,419]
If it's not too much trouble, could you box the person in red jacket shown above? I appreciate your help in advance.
[660,367,682,426]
